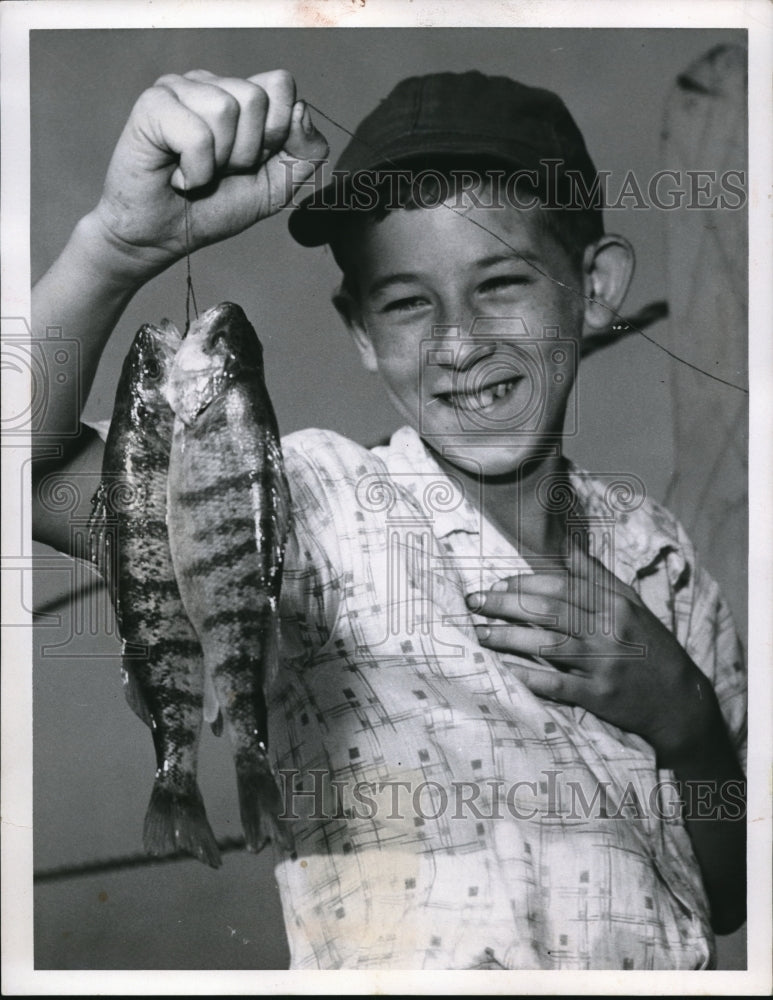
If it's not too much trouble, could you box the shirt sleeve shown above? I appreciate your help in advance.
[671,524,748,773]
[278,429,364,669]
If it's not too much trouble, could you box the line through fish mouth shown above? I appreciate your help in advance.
[193,398,214,419]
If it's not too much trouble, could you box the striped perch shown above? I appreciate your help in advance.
[165,302,294,854]
[89,320,221,868]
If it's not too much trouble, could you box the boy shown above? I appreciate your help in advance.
[32,68,746,970]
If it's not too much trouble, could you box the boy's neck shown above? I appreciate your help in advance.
[429,446,571,561]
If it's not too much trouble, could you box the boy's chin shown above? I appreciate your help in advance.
[422,436,562,480]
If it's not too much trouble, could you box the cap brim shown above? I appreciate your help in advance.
[287,138,541,247]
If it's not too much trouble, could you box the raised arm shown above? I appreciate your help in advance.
[31,69,329,554]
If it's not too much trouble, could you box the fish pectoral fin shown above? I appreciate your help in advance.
[210,709,224,738]
[121,664,153,727]
[87,486,114,594]
[203,668,220,725]
[262,612,282,690]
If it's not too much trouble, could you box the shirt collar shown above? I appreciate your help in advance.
[375,425,687,585]
[374,425,486,537]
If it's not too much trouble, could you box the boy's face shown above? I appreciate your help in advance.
[343,199,588,477]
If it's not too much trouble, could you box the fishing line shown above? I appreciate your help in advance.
[182,187,199,332]
[304,101,748,396]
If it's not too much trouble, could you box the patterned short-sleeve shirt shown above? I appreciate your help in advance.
[268,425,746,971]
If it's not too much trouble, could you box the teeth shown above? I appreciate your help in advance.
[445,379,516,411]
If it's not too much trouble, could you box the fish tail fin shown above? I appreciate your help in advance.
[143,780,222,869]
[235,754,294,855]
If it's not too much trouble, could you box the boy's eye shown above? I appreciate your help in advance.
[381,295,428,314]
[478,275,530,293]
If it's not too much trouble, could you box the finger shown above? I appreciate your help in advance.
[568,541,646,615]
[154,74,241,174]
[506,659,587,705]
[183,70,272,169]
[567,531,622,588]
[476,622,580,661]
[469,590,562,629]
[506,571,568,599]
[493,569,599,616]
[132,85,219,191]
[261,100,329,211]
[246,69,297,150]
[467,584,591,627]
[282,98,328,156]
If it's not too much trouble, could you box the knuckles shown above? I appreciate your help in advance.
[182,68,216,80]
[134,85,173,114]
[209,90,240,126]
[262,68,296,100]
[153,72,185,89]
[240,84,270,116]
[590,672,618,701]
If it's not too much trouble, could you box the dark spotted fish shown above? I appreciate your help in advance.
[165,302,293,853]
[90,321,221,868]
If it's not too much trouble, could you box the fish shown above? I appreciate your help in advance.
[89,320,221,868]
[165,302,294,853]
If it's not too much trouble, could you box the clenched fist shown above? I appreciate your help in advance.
[93,69,329,274]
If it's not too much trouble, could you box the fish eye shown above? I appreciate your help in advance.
[145,358,161,379]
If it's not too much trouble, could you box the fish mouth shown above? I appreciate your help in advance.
[135,323,181,379]
[190,303,264,368]
[154,317,183,344]
[190,302,243,331]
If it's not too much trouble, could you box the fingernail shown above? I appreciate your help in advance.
[466,592,484,610]
[300,102,314,135]
[171,167,186,190]
[492,580,508,592]
[476,625,491,640]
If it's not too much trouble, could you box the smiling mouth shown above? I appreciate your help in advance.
[434,377,521,412]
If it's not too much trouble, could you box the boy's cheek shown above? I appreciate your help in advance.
[373,334,427,370]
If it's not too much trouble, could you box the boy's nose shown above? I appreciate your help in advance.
[430,317,499,372]
[450,337,498,372]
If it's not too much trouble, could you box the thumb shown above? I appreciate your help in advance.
[568,530,643,610]
[283,99,329,167]
[262,99,329,214]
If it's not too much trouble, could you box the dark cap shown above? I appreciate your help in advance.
[288,70,603,247]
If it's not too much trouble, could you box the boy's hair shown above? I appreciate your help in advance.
[328,154,602,299]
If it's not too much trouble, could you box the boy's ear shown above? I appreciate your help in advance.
[332,287,379,373]
[581,235,635,332]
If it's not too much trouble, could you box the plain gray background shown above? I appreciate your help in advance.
[30,27,747,971]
